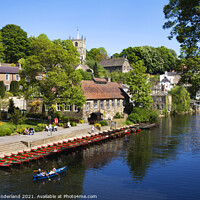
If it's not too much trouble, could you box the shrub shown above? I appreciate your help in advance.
[70,122,77,126]
[115,112,121,119]
[10,81,20,96]
[0,127,12,136]
[37,123,46,129]
[70,118,79,123]
[100,120,108,126]
[61,116,70,123]
[127,113,141,123]
[149,110,158,123]
[35,126,43,132]
[0,81,5,98]
[57,122,63,127]
[94,123,101,128]
[126,120,133,125]
[79,120,84,124]
[16,128,24,134]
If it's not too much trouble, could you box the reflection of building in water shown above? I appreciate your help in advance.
[82,138,125,169]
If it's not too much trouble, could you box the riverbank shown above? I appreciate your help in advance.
[0,121,131,157]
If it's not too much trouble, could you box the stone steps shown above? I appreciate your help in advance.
[0,141,28,156]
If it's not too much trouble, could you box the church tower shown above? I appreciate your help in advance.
[71,28,86,63]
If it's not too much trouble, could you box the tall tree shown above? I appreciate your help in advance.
[20,34,85,115]
[87,47,107,62]
[1,24,30,63]
[163,0,200,56]
[127,61,152,108]
[0,32,4,62]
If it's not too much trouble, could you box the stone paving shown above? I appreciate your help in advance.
[0,123,100,156]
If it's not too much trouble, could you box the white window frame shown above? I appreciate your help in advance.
[5,84,9,91]
[86,102,90,111]
[106,100,109,109]
[94,100,98,109]
[57,103,61,111]
[64,104,71,111]
[16,74,19,81]
[74,105,78,112]
[5,74,9,81]
[117,99,120,107]
[100,100,104,109]
[112,99,115,107]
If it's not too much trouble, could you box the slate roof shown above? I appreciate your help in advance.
[99,58,127,67]
[161,76,170,83]
[0,66,19,74]
[82,80,125,100]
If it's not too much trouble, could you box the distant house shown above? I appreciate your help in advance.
[99,57,131,73]
[73,64,93,73]
[160,71,180,91]
[0,63,21,91]
[55,78,129,122]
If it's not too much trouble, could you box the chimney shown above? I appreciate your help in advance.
[106,76,111,82]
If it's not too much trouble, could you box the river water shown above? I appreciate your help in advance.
[0,114,200,200]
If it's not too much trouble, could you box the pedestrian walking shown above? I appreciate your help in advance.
[91,125,94,134]
[49,124,52,136]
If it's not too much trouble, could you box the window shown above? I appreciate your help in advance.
[16,74,19,81]
[106,100,109,109]
[100,100,104,109]
[6,74,9,81]
[57,103,61,111]
[122,100,125,106]
[94,100,98,109]
[64,104,71,111]
[5,84,9,91]
[75,42,78,47]
[86,102,90,111]
[74,105,78,112]
[112,99,115,107]
[117,99,120,107]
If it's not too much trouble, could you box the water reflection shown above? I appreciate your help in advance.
[0,114,200,200]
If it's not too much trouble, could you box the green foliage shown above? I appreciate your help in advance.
[1,24,30,63]
[114,112,121,119]
[99,120,108,126]
[8,98,15,114]
[85,59,109,78]
[125,120,133,125]
[86,47,107,62]
[70,122,77,126]
[169,86,190,114]
[163,0,200,56]
[20,34,85,117]
[10,81,20,96]
[0,127,12,136]
[110,71,131,84]
[127,61,152,108]
[0,32,4,62]
[127,107,158,123]
[0,81,5,98]
[10,108,25,129]
[116,46,177,74]
[76,69,92,80]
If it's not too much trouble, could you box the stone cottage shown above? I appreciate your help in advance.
[99,57,131,73]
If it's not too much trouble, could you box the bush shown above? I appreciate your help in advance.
[149,110,158,123]
[35,126,44,132]
[16,128,24,134]
[127,113,141,123]
[37,123,46,129]
[79,120,84,124]
[100,120,108,126]
[70,122,77,126]
[94,123,101,128]
[0,127,12,136]
[126,120,133,125]
[57,122,63,127]
[70,118,79,123]
[61,116,70,123]
[114,112,121,119]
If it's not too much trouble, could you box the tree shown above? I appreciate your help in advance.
[127,61,152,108]
[10,81,20,96]
[93,62,98,77]
[169,86,190,114]
[0,32,4,62]
[87,47,107,62]
[0,81,5,98]
[20,34,85,116]
[76,69,92,80]
[10,108,25,129]
[1,24,30,63]
[163,0,200,56]
[8,98,15,114]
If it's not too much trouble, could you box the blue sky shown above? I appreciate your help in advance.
[0,0,181,56]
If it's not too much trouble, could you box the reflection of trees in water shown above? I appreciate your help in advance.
[125,115,193,181]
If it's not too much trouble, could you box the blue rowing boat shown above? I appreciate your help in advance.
[33,166,67,181]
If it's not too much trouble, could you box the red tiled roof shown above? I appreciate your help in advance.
[82,80,124,100]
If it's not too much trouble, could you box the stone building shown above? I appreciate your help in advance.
[70,29,86,63]
[54,78,128,122]
[0,63,21,91]
[99,57,131,73]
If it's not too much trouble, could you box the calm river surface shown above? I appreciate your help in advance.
[0,114,200,200]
